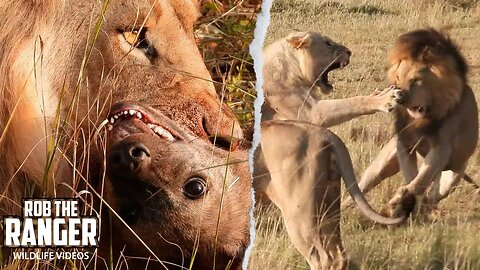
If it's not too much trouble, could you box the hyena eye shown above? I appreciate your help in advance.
[182,177,207,200]
[122,28,157,58]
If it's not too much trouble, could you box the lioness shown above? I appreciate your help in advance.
[356,29,479,217]
[254,31,412,269]
[262,31,397,126]
[0,0,249,267]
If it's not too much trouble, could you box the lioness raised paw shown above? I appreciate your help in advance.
[386,87,408,112]
[372,86,406,113]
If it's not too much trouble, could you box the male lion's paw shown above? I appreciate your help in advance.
[387,186,416,218]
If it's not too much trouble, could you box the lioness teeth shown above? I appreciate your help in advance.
[106,109,175,141]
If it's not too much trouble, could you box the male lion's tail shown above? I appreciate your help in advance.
[326,132,414,225]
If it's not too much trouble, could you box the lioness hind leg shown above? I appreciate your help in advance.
[260,122,347,269]
[271,149,347,270]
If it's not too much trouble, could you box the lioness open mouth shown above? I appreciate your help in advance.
[105,104,182,143]
[317,56,350,94]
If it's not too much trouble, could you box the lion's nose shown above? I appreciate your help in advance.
[109,143,151,173]
[202,103,244,151]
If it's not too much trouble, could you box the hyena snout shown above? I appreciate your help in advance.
[108,142,151,173]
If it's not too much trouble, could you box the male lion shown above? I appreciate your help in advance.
[254,31,412,269]
[0,0,249,268]
[355,29,479,217]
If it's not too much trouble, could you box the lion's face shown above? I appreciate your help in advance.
[387,29,466,121]
[286,32,351,94]
[388,59,433,119]
[102,102,250,268]
[44,0,242,149]
[1,0,250,266]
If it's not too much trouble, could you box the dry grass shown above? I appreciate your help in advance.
[250,0,480,269]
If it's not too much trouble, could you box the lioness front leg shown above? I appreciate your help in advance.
[310,87,398,127]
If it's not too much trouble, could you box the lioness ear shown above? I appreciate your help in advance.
[286,33,312,49]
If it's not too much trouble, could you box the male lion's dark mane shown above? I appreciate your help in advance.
[390,28,471,143]
[390,28,468,81]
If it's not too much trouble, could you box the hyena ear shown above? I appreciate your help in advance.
[286,33,312,49]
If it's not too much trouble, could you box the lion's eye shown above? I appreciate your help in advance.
[122,28,157,58]
[411,79,423,87]
[123,29,148,48]
[182,177,207,200]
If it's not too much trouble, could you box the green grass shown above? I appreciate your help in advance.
[250,0,480,269]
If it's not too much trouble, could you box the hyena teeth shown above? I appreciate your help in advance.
[153,126,175,141]
[113,115,119,119]
[110,117,115,124]
[136,112,142,119]
[107,124,113,131]
[123,111,128,115]
[129,110,135,115]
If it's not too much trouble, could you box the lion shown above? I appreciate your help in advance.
[254,31,413,269]
[0,0,249,268]
[101,102,250,269]
[354,28,478,217]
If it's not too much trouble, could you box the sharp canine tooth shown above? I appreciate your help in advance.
[136,112,142,119]
[129,110,135,115]
[110,118,115,124]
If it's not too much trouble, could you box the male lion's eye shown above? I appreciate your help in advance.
[409,79,423,88]
[182,177,207,200]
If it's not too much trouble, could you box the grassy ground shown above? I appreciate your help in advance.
[250,0,480,269]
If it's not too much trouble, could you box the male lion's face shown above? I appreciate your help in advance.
[101,102,250,268]
[286,32,351,94]
[387,29,466,121]
[388,59,433,118]
[387,56,463,120]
